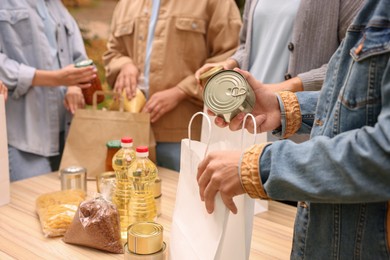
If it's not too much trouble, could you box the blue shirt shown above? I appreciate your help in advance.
[0,0,87,156]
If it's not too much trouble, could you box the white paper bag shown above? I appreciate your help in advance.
[0,95,10,206]
[169,113,256,260]
[200,109,269,215]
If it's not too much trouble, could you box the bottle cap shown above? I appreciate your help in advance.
[121,137,133,143]
[106,140,121,148]
[136,146,148,153]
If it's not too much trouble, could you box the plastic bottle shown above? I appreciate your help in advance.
[112,137,136,240]
[128,146,158,226]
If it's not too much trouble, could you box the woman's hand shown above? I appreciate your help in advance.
[64,86,85,114]
[33,64,97,88]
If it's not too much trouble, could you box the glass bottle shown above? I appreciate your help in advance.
[74,59,104,105]
[128,146,158,226]
[112,137,136,240]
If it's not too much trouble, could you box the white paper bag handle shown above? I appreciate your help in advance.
[188,111,212,157]
[240,114,258,150]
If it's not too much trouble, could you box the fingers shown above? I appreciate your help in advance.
[197,157,212,201]
[228,112,245,131]
[220,193,238,214]
[74,66,96,84]
[129,77,137,99]
[78,82,92,89]
[0,81,8,101]
[198,161,238,214]
[214,116,228,128]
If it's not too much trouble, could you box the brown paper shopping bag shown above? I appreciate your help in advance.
[60,91,155,180]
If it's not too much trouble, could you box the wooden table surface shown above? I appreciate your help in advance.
[0,167,296,260]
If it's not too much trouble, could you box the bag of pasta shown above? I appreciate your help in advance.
[63,195,123,254]
[36,189,86,237]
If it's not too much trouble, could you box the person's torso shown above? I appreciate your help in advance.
[111,0,241,142]
[0,0,84,156]
[293,1,390,258]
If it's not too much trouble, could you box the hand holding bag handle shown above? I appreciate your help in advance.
[170,112,258,260]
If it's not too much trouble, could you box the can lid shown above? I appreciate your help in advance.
[203,70,250,114]
[75,59,94,68]
[60,166,86,175]
[127,222,163,254]
[199,65,224,81]
[106,140,121,148]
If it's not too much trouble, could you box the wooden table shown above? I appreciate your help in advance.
[0,167,296,259]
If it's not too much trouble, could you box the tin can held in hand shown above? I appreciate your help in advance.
[75,59,104,105]
[203,70,255,123]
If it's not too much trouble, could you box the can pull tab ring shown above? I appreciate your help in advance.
[230,87,247,97]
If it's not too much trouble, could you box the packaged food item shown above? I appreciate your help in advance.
[112,137,136,240]
[105,140,121,171]
[203,69,255,122]
[60,166,87,193]
[127,146,158,226]
[96,171,116,201]
[109,89,146,113]
[35,189,85,237]
[75,59,104,105]
[124,222,167,260]
[63,196,124,254]
[198,65,224,88]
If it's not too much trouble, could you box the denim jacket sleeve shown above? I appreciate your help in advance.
[273,90,318,138]
[259,57,390,202]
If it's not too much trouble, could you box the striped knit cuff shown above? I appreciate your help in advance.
[240,143,271,199]
[277,91,302,139]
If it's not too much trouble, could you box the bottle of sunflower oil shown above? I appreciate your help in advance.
[128,146,158,226]
[112,137,136,240]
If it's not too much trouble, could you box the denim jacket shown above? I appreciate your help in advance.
[0,0,86,156]
[256,1,390,258]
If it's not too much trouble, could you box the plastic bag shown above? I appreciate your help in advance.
[36,189,86,237]
[63,195,123,254]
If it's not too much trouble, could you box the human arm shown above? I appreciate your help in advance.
[142,87,187,123]
[32,64,96,89]
[198,59,390,213]
[103,1,139,100]
[0,81,8,102]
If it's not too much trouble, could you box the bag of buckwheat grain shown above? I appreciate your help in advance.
[62,194,123,254]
